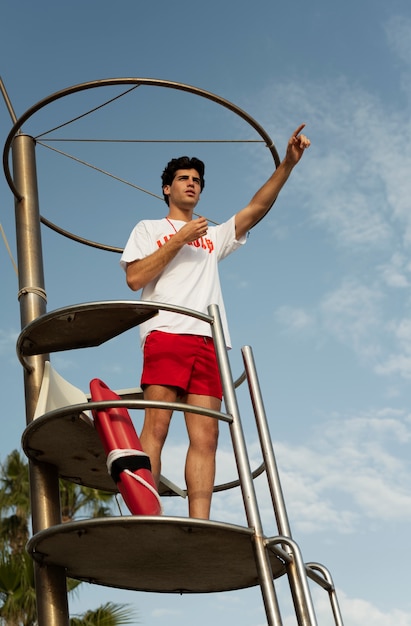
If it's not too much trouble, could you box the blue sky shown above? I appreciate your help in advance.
[1,1,411,624]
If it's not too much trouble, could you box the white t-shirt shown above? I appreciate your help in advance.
[120,216,246,347]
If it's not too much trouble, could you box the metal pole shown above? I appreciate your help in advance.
[12,134,70,626]
[0,76,18,124]
[208,304,283,626]
[267,537,318,626]
[242,345,317,626]
[307,563,344,626]
[241,346,292,537]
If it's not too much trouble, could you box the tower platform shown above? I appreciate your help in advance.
[28,516,286,593]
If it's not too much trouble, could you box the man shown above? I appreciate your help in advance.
[121,124,310,519]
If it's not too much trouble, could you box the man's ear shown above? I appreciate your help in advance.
[163,185,170,197]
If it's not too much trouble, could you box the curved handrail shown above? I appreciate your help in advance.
[16,299,214,368]
[27,399,265,495]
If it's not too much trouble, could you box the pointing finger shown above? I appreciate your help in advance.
[293,124,306,137]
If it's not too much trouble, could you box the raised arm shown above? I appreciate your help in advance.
[235,124,310,240]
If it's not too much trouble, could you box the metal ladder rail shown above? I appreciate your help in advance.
[209,303,285,626]
[242,344,317,626]
[306,563,344,626]
[242,344,344,626]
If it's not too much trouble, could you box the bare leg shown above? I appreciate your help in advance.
[139,385,177,485]
[184,394,221,520]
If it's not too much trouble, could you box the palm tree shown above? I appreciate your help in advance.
[0,551,36,626]
[69,603,135,626]
[59,480,115,523]
[0,450,137,625]
[0,450,30,556]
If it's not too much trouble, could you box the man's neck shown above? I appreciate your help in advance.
[167,205,193,222]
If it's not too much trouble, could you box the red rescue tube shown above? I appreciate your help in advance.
[89,378,162,516]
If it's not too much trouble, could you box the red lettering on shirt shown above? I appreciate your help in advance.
[206,238,214,253]
[156,234,174,248]
[156,234,214,253]
[187,237,214,253]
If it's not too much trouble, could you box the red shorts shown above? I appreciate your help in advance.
[141,331,223,400]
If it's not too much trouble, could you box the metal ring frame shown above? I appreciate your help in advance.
[3,78,280,253]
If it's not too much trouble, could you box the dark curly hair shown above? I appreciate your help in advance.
[161,156,205,206]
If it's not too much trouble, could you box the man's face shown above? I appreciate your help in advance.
[163,168,202,209]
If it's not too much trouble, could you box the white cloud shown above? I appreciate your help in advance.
[249,44,411,258]
[320,278,382,358]
[151,608,182,618]
[246,66,411,389]
[274,274,411,383]
[274,305,314,333]
[389,317,411,347]
[385,15,411,70]
[239,408,411,536]
[157,404,411,536]
[0,328,18,355]
[274,277,384,356]
[336,588,411,626]
[282,585,411,626]
[294,406,407,532]
[375,353,411,379]
[378,252,410,288]
[254,79,398,249]
[376,317,411,379]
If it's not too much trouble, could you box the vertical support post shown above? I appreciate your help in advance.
[12,134,70,626]
[242,345,317,626]
[208,304,283,626]
[241,346,292,537]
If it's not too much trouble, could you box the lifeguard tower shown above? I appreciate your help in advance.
[2,78,344,625]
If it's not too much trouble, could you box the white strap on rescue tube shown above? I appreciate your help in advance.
[106,448,163,513]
